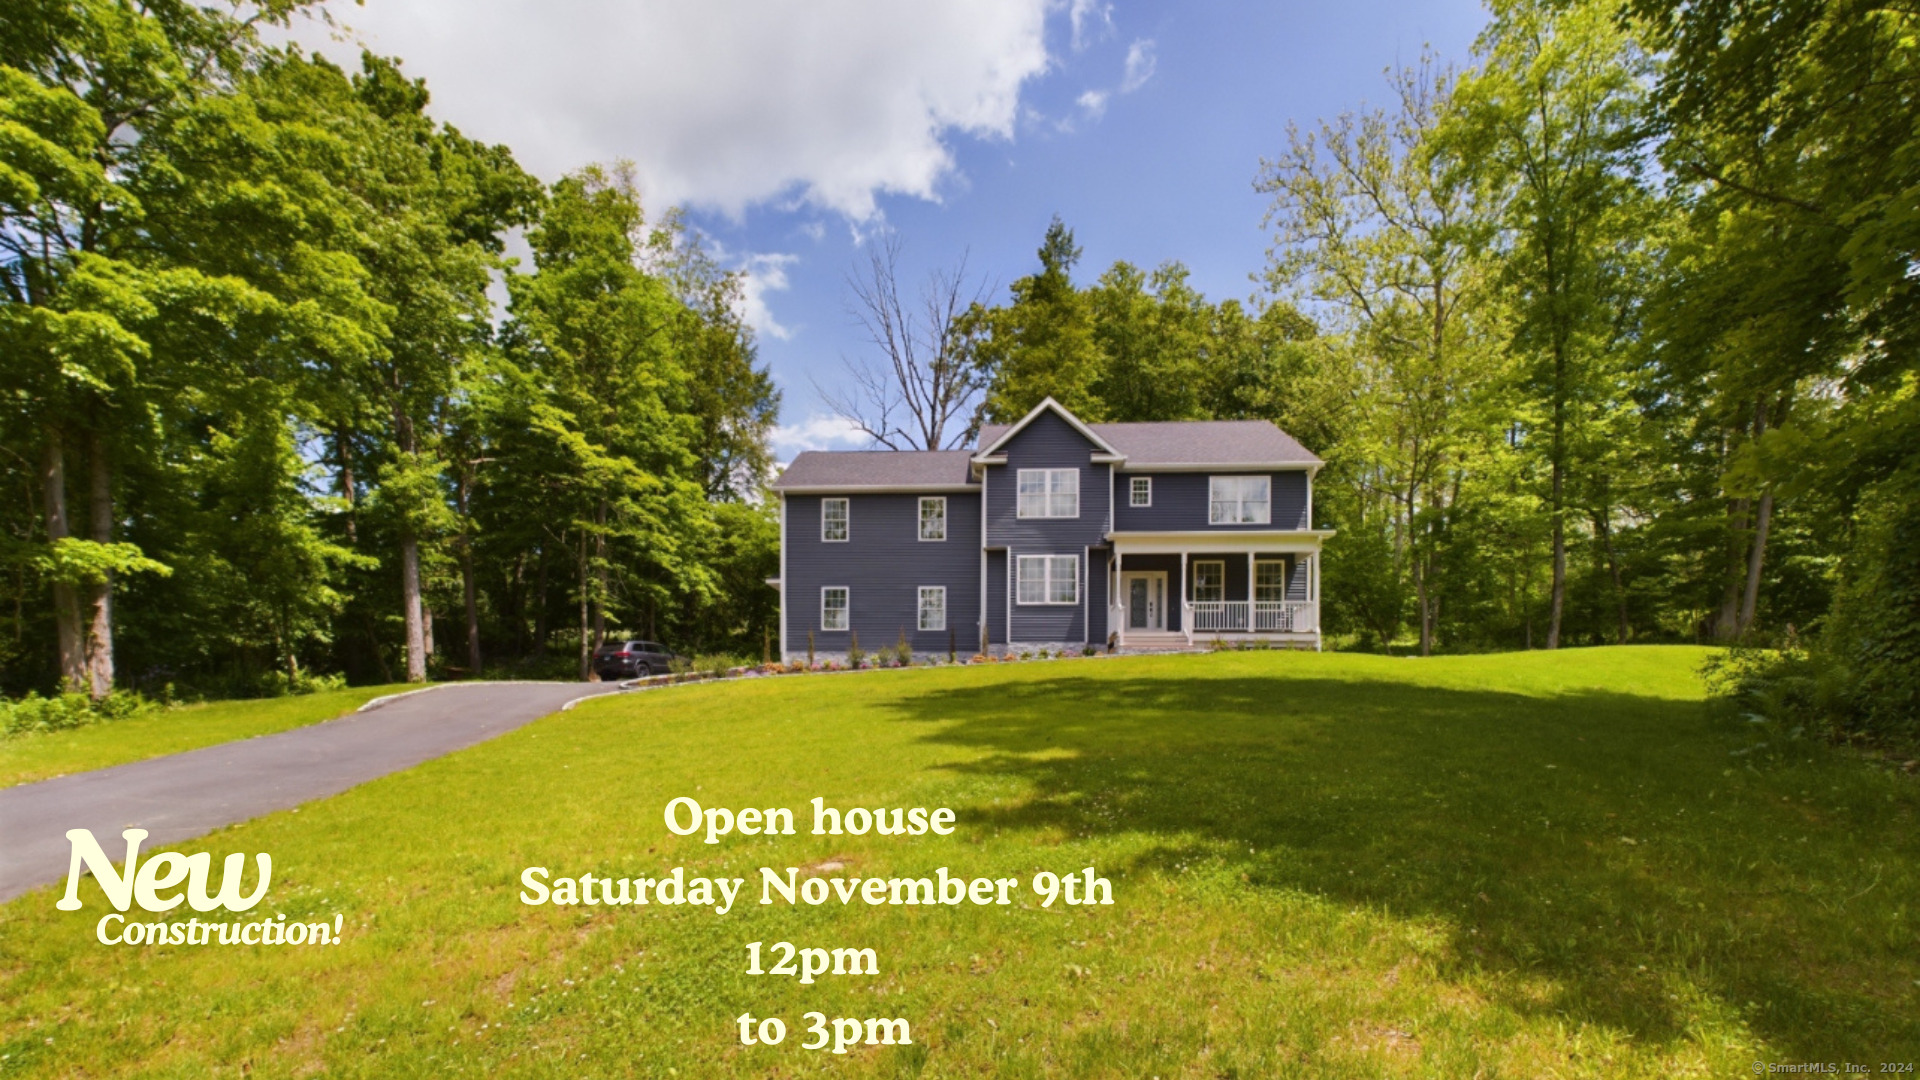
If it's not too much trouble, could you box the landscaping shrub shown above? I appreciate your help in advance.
[1,691,156,740]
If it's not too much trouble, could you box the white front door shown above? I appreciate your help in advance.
[1121,571,1166,632]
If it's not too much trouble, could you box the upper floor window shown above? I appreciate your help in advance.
[1017,469,1079,519]
[822,497,849,541]
[1208,476,1270,525]
[1130,476,1152,507]
[919,497,946,541]
[1016,554,1078,605]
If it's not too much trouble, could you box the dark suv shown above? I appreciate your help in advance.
[591,640,677,680]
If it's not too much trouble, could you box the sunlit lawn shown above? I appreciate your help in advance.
[2,647,1915,1077]
[0,684,415,789]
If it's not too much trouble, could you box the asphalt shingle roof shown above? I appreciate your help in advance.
[773,449,976,489]
[976,419,1320,467]
[775,416,1319,490]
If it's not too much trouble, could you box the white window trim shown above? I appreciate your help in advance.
[918,496,947,541]
[1015,554,1079,606]
[821,497,850,542]
[918,586,947,631]
[1208,475,1271,526]
[1130,476,1152,507]
[1015,468,1080,519]
[820,586,850,631]
[1192,560,1226,604]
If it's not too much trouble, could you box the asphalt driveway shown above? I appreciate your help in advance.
[0,681,622,903]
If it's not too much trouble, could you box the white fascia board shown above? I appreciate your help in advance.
[1116,461,1319,473]
[976,396,1122,457]
[774,483,979,495]
[1108,530,1334,555]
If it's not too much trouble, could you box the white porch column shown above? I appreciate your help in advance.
[1179,551,1188,643]
[1246,550,1256,632]
[1114,550,1124,649]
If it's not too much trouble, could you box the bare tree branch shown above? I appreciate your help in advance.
[819,236,990,451]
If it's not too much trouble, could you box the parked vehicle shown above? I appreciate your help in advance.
[591,640,677,680]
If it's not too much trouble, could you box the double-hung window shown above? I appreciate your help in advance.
[1208,476,1271,525]
[821,586,849,630]
[821,498,850,541]
[1130,476,1152,507]
[918,586,946,631]
[1256,560,1287,603]
[1016,469,1079,518]
[918,497,946,541]
[1016,555,1078,605]
[1192,561,1225,604]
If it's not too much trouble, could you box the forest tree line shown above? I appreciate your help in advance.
[831,0,1918,742]
[2,0,778,697]
[3,0,1914,742]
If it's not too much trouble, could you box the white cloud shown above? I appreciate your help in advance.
[736,253,798,341]
[1074,37,1157,124]
[771,414,873,457]
[1068,0,1113,51]
[292,1,1053,222]
[1121,39,1158,93]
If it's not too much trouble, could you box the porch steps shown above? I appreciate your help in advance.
[1117,632,1194,652]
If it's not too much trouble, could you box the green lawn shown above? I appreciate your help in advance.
[3,647,1915,1077]
[0,684,416,789]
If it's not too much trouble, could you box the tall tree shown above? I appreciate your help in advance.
[1261,59,1509,654]
[1449,0,1652,648]
[822,235,987,450]
[965,217,1107,424]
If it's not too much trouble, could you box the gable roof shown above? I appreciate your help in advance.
[773,449,977,491]
[974,417,1322,468]
[973,397,1120,458]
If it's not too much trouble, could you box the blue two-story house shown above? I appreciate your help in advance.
[771,397,1330,659]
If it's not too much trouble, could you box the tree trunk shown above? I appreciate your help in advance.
[43,428,86,693]
[336,427,357,544]
[457,469,481,676]
[1738,487,1774,637]
[84,430,114,699]
[592,499,608,648]
[1414,549,1432,657]
[1713,497,1750,641]
[1594,508,1630,644]
[532,545,550,658]
[577,533,593,681]
[400,528,427,682]
[1547,449,1566,649]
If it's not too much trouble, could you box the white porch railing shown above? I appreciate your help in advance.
[1189,600,1319,634]
[1190,601,1248,632]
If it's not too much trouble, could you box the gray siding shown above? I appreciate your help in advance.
[783,491,981,655]
[986,549,1008,646]
[984,410,1111,645]
[1113,470,1310,532]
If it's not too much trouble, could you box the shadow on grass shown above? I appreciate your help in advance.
[885,672,1918,1058]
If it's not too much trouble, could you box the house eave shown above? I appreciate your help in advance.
[1107,529,1334,554]
[773,483,979,495]
[1117,461,1321,473]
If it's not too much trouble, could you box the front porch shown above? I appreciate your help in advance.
[1104,541,1324,651]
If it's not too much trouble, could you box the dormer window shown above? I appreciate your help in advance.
[1017,469,1079,519]
[1209,476,1270,525]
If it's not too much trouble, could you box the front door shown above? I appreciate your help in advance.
[1121,572,1166,632]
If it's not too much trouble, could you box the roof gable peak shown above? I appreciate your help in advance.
[974,397,1120,458]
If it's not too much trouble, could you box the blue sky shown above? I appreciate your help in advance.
[296,0,1489,455]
